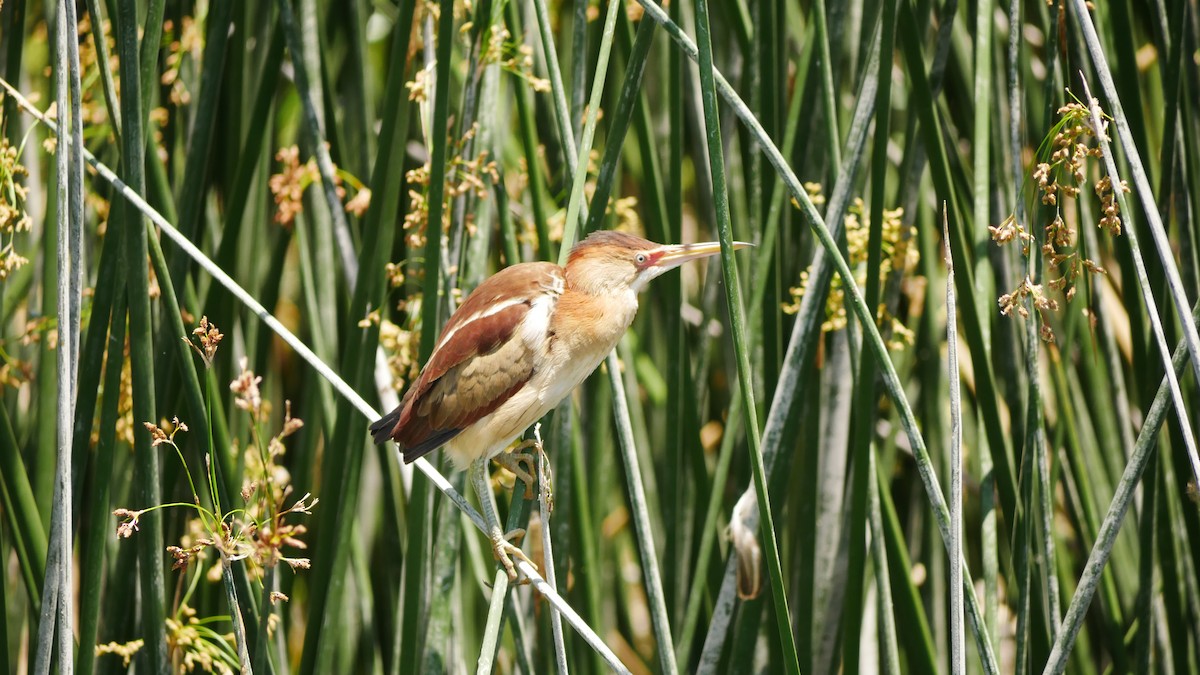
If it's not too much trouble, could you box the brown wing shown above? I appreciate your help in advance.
[369,262,563,462]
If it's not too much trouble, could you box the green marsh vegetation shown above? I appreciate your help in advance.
[1,0,1199,672]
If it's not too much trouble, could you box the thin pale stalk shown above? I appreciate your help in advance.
[696,555,743,674]
[221,558,252,674]
[946,213,965,675]
[0,86,630,672]
[557,0,622,259]
[1004,0,1025,658]
[632,3,1000,667]
[275,0,357,283]
[114,0,169,669]
[877,456,939,672]
[693,0,798,670]
[36,0,82,670]
[477,571,511,675]
[1071,0,1200,485]
[537,434,569,674]
[607,351,678,675]
[1041,313,1200,671]
[1037,420,1061,641]
[868,450,900,675]
[529,0,579,189]
[843,2,894,669]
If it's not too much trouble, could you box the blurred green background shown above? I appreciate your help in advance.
[2,0,1200,673]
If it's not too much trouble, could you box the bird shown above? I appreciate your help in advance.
[370,230,749,579]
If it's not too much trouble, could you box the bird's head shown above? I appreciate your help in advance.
[565,230,751,297]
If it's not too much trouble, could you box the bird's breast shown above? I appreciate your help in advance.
[533,289,638,399]
[440,288,638,469]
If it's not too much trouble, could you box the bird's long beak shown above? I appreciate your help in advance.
[652,240,753,271]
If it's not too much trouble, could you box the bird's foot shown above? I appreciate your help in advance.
[491,527,536,582]
[494,442,539,499]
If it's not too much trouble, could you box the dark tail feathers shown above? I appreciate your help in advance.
[369,407,402,445]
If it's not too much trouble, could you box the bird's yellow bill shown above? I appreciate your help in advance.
[653,240,753,269]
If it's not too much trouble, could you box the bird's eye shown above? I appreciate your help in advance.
[635,253,647,265]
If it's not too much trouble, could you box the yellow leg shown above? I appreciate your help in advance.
[470,457,536,581]
[492,438,544,499]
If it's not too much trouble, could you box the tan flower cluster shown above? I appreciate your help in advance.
[994,95,1122,339]
[0,133,32,281]
[94,639,144,668]
[166,605,239,675]
[401,124,499,248]
[166,540,213,572]
[345,186,372,217]
[1032,100,1107,207]
[480,25,550,92]
[406,67,430,104]
[161,17,203,106]
[186,315,224,367]
[783,196,919,351]
[245,490,318,572]
[384,261,406,288]
[75,16,118,130]
[268,146,320,226]
[113,507,144,538]
[230,357,266,422]
[998,276,1060,342]
[143,416,188,447]
[268,145,368,225]
[380,318,420,392]
[114,316,317,612]
[988,214,1031,249]
[1094,175,1128,235]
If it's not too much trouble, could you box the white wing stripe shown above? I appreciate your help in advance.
[435,297,529,350]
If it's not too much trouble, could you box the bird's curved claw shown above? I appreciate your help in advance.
[494,442,539,499]
[491,528,536,582]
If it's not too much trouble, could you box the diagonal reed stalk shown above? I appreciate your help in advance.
[0,82,631,673]
[9,3,1200,673]
[945,210,965,675]
[1068,0,1200,489]
[693,0,798,670]
[638,1,1005,670]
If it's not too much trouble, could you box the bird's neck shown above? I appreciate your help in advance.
[557,274,640,352]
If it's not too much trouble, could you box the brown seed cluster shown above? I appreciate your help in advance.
[480,25,549,92]
[94,639,145,668]
[160,17,203,107]
[0,133,31,281]
[268,146,319,227]
[993,95,1124,341]
[112,317,316,665]
[784,192,920,352]
[166,605,239,674]
[268,145,370,226]
[402,124,499,249]
[185,315,224,367]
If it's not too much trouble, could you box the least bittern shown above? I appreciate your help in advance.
[370,230,748,579]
